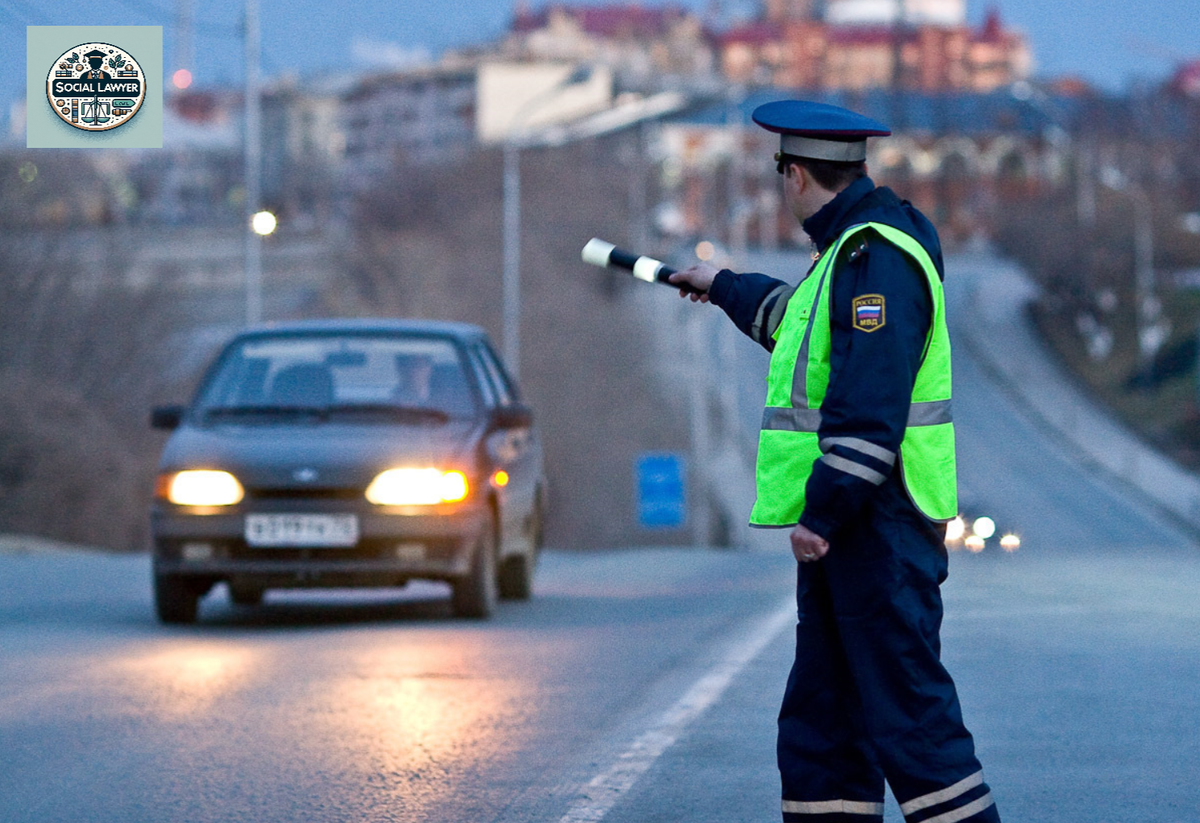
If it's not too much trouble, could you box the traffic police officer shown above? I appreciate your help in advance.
[669,100,1000,823]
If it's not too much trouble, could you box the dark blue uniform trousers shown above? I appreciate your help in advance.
[778,494,1000,823]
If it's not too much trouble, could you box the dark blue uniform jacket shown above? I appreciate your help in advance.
[708,176,946,540]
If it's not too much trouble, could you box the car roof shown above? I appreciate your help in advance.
[234,318,490,342]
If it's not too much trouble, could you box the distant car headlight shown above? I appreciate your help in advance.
[971,516,996,540]
[945,516,966,542]
[163,470,245,506]
[365,468,469,506]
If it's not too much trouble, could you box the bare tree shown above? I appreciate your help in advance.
[0,152,191,550]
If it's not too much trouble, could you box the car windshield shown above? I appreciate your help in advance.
[195,334,478,422]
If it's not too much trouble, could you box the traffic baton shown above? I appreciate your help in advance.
[581,238,704,295]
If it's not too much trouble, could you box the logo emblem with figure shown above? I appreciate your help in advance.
[45,42,146,132]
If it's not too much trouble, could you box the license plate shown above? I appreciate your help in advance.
[244,514,359,547]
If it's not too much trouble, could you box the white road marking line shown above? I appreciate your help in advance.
[557,595,796,823]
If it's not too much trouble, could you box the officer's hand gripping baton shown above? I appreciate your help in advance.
[581,238,703,295]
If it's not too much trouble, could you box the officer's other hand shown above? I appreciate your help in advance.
[669,263,718,303]
[790,523,829,563]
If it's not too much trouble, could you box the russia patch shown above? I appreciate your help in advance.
[852,294,885,332]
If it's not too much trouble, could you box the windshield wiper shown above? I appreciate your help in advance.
[204,405,327,421]
[324,403,451,424]
[203,404,453,424]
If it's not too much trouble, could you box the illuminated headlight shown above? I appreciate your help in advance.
[365,468,469,506]
[945,516,966,542]
[1000,534,1021,552]
[164,470,244,506]
[971,516,996,540]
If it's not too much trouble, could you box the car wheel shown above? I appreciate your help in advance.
[228,583,265,607]
[498,549,534,601]
[452,522,498,619]
[154,574,201,624]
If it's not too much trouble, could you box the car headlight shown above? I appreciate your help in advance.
[365,468,469,506]
[971,516,996,540]
[162,470,245,506]
[945,515,966,542]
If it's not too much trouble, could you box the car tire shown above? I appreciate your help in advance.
[154,574,201,624]
[452,522,498,619]
[228,583,265,607]
[498,550,534,601]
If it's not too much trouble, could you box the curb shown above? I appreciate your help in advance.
[0,534,108,556]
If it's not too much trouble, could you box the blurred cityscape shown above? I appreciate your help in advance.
[2,0,1199,551]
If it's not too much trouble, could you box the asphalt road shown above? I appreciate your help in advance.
[3,251,1200,822]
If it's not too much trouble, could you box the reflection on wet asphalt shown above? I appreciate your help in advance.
[0,548,798,823]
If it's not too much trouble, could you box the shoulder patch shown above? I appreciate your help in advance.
[852,294,885,332]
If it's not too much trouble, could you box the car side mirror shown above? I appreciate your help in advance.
[151,404,186,430]
[491,404,533,429]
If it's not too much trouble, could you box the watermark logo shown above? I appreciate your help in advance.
[46,42,146,132]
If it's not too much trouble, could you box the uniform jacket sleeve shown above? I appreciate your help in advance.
[798,234,933,540]
[708,269,801,352]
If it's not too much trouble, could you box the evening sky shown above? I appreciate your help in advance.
[0,0,1192,106]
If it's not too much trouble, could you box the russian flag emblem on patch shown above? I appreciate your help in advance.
[852,294,885,332]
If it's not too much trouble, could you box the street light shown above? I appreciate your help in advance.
[1010,81,1088,224]
[502,64,593,379]
[251,209,277,236]
[1100,166,1169,368]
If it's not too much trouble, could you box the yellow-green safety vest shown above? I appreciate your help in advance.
[749,221,957,527]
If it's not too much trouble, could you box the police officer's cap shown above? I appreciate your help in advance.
[83,49,109,59]
[752,100,890,164]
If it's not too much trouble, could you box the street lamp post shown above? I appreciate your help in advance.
[1011,81,1078,217]
[1131,185,1164,367]
[1100,166,1167,369]
[243,0,263,326]
[502,139,522,378]
[501,65,592,379]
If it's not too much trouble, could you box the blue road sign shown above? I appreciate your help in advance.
[636,452,685,529]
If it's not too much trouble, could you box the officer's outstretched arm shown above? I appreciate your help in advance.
[697,269,795,352]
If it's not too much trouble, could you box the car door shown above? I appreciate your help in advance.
[470,342,539,558]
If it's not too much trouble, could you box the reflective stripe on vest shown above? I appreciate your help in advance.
[749,222,957,527]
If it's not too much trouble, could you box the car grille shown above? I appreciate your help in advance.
[246,487,364,501]
[231,538,461,562]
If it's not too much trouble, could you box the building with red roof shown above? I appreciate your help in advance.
[722,3,1031,92]
[503,2,1028,94]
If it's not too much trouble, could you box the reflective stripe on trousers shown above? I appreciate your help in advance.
[899,770,996,823]
[783,798,884,816]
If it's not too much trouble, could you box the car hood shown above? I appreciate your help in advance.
[159,420,483,489]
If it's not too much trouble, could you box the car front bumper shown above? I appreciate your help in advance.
[151,499,488,587]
